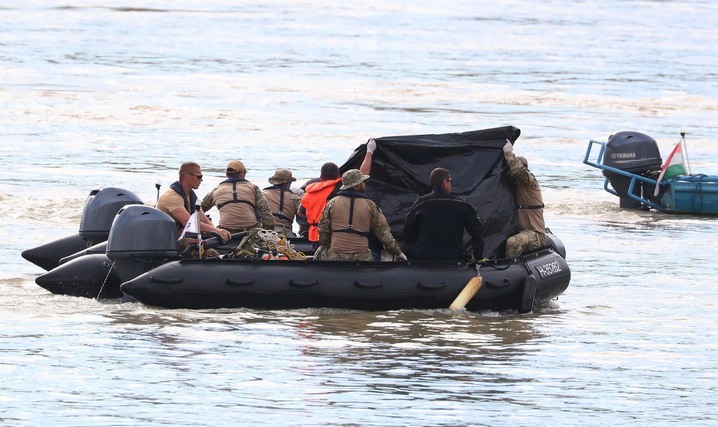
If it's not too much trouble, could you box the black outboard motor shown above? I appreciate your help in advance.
[603,131,662,209]
[106,205,179,285]
[22,187,143,271]
[80,187,143,246]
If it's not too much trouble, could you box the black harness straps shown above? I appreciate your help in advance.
[517,203,545,209]
[271,188,293,223]
[333,196,370,237]
[216,181,257,210]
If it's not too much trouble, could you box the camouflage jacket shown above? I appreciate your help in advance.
[504,151,545,235]
[318,190,401,256]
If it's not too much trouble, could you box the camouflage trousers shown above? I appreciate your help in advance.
[314,245,374,262]
[505,230,546,259]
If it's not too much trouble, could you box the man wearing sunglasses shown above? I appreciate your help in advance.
[156,161,230,241]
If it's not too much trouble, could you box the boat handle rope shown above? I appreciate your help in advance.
[225,278,255,286]
[289,279,319,288]
[353,280,384,289]
[416,281,447,290]
[95,259,116,300]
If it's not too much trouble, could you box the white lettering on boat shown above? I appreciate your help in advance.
[611,152,636,160]
[535,261,562,278]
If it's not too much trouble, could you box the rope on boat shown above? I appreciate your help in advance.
[230,228,307,261]
[96,259,117,300]
[257,229,307,261]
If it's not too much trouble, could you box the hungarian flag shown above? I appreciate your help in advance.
[653,142,686,196]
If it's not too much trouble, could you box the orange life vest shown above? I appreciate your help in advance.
[301,178,342,241]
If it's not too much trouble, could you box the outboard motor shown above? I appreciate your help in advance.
[603,131,662,209]
[80,187,143,246]
[22,187,143,271]
[106,205,179,285]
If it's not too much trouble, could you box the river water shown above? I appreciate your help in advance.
[2,1,718,425]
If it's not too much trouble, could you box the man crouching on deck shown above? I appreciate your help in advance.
[314,169,407,262]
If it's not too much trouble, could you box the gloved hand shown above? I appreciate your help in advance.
[503,140,513,154]
[397,252,408,261]
[367,138,377,154]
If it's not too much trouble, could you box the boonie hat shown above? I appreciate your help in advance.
[226,160,246,174]
[340,169,369,190]
[517,156,529,169]
[268,169,296,185]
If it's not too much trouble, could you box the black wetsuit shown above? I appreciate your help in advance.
[402,187,484,261]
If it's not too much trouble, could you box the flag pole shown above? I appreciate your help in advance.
[155,180,162,203]
[680,129,692,176]
[195,202,204,258]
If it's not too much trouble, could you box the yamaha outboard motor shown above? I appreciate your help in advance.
[106,205,179,286]
[22,187,143,271]
[603,131,662,209]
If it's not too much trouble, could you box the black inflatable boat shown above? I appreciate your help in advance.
[23,126,571,312]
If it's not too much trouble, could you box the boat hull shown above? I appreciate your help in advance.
[662,175,718,215]
[120,248,570,312]
[35,253,123,299]
[21,233,89,271]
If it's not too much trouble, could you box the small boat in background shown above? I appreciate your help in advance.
[583,131,718,215]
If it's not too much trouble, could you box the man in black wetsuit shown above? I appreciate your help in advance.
[402,167,485,261]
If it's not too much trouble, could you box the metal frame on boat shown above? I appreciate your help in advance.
[584,132,718,215]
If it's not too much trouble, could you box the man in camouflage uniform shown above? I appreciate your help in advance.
[262,168,305,237]
[315,169,407,262]
[503,141,546,258]
[201,160,274,233]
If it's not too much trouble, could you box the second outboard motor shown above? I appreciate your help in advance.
[22,187,143,271]
[603,131,662,209]
[80,187,143,246]
[106,205,178,285]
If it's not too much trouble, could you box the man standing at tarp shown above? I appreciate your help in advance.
[402,167,485,261]
[502,141,545,258]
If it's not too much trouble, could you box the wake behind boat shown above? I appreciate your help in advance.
[23,126,571,312]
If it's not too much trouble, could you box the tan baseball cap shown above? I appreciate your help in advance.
[226,160,246,173]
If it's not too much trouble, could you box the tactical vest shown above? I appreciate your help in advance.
[328,193,372,253]
[213,179,260,230]
[263,185,300,229]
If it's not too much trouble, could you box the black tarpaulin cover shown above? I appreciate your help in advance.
[339,125,522,259]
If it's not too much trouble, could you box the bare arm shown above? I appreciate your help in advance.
[359,138,377,175]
